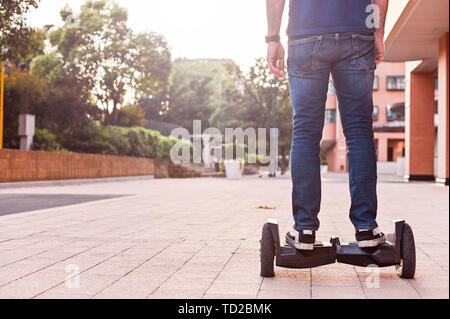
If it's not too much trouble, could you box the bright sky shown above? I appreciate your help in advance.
[26,0,289,71]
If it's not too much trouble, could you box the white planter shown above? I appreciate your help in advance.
[396,157,405,177]
[320,165,328,173]
[224,160,243,180]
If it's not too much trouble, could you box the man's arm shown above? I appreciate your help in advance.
[266,0,286,78]
[373,0,389,65]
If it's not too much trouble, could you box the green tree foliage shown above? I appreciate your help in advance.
[0,0,40,60]
[116,106,144,128]
[3,66,95,148]
[46,0,171,125]
[30,52,66,84]
[140,57,293,160]
[243,58,292,150]
[140,58,243,131]
[7,28,45,67]
[2,1,295,162]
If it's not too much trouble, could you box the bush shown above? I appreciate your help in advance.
[32,128,65,152]
[58,121,183,159]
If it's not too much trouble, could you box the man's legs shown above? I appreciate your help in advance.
[289,72,330,231]
[331,36,378,231]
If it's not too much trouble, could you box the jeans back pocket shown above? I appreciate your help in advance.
[350,34,376,71]
[288,36,323,77]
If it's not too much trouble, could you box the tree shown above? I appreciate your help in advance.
[241,58,293,168]
[7,28,45,68]
[208,60,248,130]
[3,66,96,148]
[3,66,44,149]
[47,0,171,125]
[140,58,243,131]
[116,106,144,127]
[0,0,40,60]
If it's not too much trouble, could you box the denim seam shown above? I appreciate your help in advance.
[353,34,375,41]
[312,36,323,71]
[335,33,340,58]
[351,37,359,66]
[349,37,376,72]
[289,35,322,46]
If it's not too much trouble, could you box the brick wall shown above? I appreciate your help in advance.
[0,149,199,182]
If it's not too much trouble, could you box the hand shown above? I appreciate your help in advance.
[267,41,285,78]
[374,32,385,65]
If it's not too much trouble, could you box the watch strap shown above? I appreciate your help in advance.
[265,35,281,43]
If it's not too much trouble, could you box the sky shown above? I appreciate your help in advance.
[26,0,290,71]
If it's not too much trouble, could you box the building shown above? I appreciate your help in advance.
[322,62,407,173]
[384,0,448,185]
[322,0,448,186]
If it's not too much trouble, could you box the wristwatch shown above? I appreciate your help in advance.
[265,35,280,43]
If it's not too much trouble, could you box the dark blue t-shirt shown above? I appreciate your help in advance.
[288,0,375,37]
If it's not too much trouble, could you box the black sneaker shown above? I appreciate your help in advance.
[356,224,386,248]
[285,228,315,250]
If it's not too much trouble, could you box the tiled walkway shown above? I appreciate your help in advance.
[0,174,448,299]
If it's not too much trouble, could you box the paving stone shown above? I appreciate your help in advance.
[311,268,361,287]
[312,285,366,299]
[257,288,311,299]
[261,278,310,290]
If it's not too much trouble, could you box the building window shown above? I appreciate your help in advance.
[373,76,379,91]
[386,103,405,121]
[373,105,379,121]
[386,76,405,91]
[325,109,336,124]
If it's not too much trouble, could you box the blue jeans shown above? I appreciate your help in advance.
[288,32,378,231]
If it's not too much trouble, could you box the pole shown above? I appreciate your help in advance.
[270,80,279,177]
[0,57,4,150]
[273,81,278,131]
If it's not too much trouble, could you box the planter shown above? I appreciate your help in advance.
[320,165,328,173]
[396,157,405,177]
[224,160,244,180]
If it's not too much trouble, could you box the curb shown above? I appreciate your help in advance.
[0,175,155,189]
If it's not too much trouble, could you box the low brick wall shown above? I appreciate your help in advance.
[0,149,178,182]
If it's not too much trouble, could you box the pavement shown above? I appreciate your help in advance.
[0,173,448,299]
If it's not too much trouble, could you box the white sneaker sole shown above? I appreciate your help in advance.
[357,236,386,248]
[286,236,314,251]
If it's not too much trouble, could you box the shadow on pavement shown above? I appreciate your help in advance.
[0,194,128,216]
